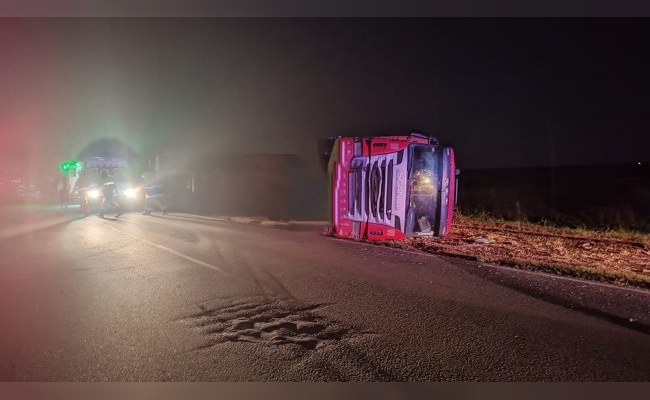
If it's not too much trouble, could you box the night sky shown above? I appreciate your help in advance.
[1,18,649,178]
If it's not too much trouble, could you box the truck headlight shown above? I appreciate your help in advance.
[124,188,138,198]
[87,189,101,199]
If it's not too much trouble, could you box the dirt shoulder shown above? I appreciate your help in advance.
[214,214,650,289]
[382,214,650,289]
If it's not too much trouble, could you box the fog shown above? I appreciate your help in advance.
[1,18,649,218]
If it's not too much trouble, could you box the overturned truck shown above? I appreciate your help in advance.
[321,132,459,241]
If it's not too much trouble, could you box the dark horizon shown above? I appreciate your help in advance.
[1,18,649,176]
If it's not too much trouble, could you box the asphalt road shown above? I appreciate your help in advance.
[0,206,649,381]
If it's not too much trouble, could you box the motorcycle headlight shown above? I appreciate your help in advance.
[87,189,101,199]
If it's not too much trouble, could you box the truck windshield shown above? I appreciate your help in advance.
[409,145,439,234]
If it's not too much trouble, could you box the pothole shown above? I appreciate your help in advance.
[182,297,354,351]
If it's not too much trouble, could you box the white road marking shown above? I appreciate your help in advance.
[477,262,650,295]
[350,238,650,295]
[101,220,229,275]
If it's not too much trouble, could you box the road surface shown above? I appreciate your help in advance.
[1,205,649,381]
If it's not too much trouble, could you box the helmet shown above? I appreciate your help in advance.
[142,171,154,182]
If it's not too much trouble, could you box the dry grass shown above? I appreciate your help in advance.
[222,213,650,289]
[381,213,650,289]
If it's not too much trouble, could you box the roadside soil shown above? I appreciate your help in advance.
[383,214,650,289]
[219,215,650,289]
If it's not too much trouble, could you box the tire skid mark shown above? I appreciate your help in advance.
[169,229,200,244]
[208,231,299,303]
[100,221,253,286]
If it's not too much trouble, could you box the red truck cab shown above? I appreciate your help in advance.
[324,132,458,241]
